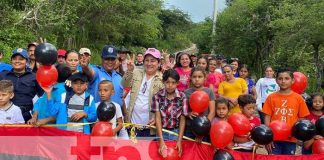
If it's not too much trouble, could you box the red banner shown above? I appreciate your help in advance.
[0,127,324,160]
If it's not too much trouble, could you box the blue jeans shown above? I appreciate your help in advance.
[162,128,179,141]
[272,141,296,155]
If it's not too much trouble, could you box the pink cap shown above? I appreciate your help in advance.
[57,49,67,57]
[144,48,161,59]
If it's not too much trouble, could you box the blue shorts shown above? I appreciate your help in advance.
[272,141,296,155]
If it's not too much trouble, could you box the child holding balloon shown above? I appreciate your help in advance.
[152,69,188,158]
[303,93,324,154]
[233,94,261,152]
[183,67,216,142]
[28,64,72,126]
[97,80,125,137]
[262,67,310,155]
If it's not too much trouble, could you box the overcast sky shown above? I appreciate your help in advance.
[164,0,227,22]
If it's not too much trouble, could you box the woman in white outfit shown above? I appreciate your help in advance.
[256,66,279,124]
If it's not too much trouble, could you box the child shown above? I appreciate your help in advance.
[0,80,24,124]
[214,97,230,122]
[233,94,261,152]
[262,67,310,155]
[152,69,188,158]
[184,67,216,141]
[97,80,124,137]
[28,64,72,126]
[48,72,97,134]
[303,93,324,154]
[196,56,209,72]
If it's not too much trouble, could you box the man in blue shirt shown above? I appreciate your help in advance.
[81,45,123,107]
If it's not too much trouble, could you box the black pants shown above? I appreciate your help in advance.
[20,105,33,123]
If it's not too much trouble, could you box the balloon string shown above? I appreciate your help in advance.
[252,145,257,160]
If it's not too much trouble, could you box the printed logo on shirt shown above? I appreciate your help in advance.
[266,84,276,94]
[274,99,294,122]
[6,117,11,120]
[179,75,188,85]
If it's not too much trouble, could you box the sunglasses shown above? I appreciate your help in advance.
[231,58,239,61]
[142,81,147,94]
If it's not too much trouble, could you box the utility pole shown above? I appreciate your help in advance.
[211,0,218,54]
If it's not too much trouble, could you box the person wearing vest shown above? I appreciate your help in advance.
[122,48,164,137]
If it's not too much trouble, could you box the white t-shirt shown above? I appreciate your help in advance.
[255,77,279,111]
[131,75,153,125]
[0,103,24,124]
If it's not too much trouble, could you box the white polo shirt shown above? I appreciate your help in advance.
[0,103,24,124]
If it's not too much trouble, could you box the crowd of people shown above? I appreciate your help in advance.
[0,42,323,157]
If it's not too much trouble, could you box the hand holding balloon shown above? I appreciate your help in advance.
[158,142,167,158]
[188,112,199,120]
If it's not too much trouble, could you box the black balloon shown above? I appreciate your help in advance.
[191,116,211,137]
[293,120,316,141]
[35,43,57,65]
[213,149,234,160]
[97,102,116,121]
[251,125,273,145]
[316,116,324,136]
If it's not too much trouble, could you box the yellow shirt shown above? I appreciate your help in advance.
[218,78,248,114]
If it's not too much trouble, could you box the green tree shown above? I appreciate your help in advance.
[271,0,324,91]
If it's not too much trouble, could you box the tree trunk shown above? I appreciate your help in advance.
[312,43,322,92]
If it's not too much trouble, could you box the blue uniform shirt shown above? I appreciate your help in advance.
[0,69,43,107]
[89,66,123,106]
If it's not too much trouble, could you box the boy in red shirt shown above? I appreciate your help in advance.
[233,94,261,152]
[262,68,310,155]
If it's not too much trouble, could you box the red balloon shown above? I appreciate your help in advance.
[91,122,113,137]
[313,139,324,154]
[291,72,308,94]
[163,145,180,160]
[227,113,251,136]
[36,65,58,88]
[189,91,210,113]
[210,121,234,149]
[269,120,291,141]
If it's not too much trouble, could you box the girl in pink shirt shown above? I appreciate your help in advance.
[174,52,194,92]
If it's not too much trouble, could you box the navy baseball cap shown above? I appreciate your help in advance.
[101,45,117,59]
[12,48,28,59]
[69,72,89,82]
